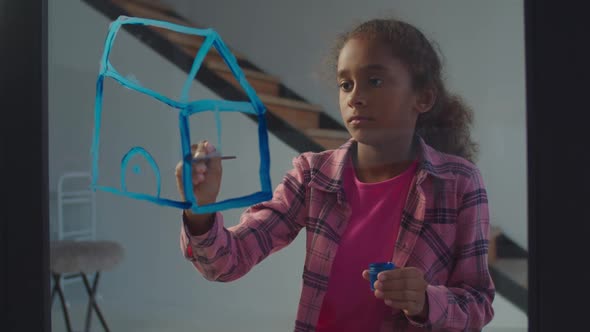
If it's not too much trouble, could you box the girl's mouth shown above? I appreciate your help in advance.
[348,116,372,125]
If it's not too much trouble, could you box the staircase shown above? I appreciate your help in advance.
[488,226,528,313]
[83,0,350,154]
[82,0,528,315]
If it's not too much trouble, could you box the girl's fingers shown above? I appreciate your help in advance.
[194,162,207,174]
[192,160,207,184]
[203,141,223,177]
[362,270,370,281]
[378,267,422,281]
[192,141,209,180]
[375,279,424,292]
[375,289,422,302]
[205,141,216,154]
[384,299,417,313]
[192,141,209,163]
[193,142,207,161]
[175,161,183,179]
[183,140,221,188]
[174,162,186,199]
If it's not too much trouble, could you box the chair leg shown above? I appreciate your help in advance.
[51,273,74,332]
[81,272,110,332]
[83,273,93,332]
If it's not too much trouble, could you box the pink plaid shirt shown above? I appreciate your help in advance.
[180,137,495,331]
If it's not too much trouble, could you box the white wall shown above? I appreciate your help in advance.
[169,0,529,251]
[49,0,527,331]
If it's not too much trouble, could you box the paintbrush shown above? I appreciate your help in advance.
[191,155,237,163]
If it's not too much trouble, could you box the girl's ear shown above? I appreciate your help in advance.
[415,88,436,114]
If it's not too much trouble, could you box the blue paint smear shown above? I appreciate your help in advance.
[120,146,161,198]
[90,16,273,214]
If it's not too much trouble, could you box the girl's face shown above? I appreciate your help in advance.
[337,37,430,147]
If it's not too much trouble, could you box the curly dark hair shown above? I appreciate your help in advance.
[329,18,479,163]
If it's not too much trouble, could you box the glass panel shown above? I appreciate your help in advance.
[49,1,527,331]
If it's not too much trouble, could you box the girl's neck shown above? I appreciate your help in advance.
[353,137,417,183]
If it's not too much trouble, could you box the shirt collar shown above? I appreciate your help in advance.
[308,135,456,194]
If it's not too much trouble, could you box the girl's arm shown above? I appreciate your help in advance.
[408,168,495,331]
[179,156,308,282]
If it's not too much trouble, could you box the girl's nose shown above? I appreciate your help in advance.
[348,88,367,108]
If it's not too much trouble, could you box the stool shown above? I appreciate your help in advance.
[50,240,124,332]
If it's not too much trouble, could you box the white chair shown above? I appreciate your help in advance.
[50,172,124,332]
[56,172,97,285]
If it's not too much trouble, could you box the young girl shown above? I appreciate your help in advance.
[176,18,495,332]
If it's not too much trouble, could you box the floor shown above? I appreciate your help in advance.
[51,287,527,332]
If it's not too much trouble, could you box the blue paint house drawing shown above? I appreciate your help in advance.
[90,16,272,213]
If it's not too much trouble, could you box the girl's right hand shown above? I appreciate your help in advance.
[175,140,223,210]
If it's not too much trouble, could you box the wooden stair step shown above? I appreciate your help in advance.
[155,29,206,48]
[487,228,528,312]
[205,59,279,83]
[204,59,280,95]
[154,27,246,60]
[112,0,186,25]
[305,128,350,150]
[259,94,323,130]
[113,0,206,50]
[180,45,226,64]
[488,226,503,264]
[491,258,528,290]
[113,0,244,61]
[260,94,322,112]
[113,0,330,142]
[119,0,175,13]
[167,34,246,64]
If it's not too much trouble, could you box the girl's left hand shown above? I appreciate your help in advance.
[362,267,429,318]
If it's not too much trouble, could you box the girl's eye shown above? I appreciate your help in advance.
[339,81,353,92]
[369,78,383,87]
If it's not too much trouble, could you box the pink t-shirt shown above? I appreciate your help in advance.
[316,158,418,332]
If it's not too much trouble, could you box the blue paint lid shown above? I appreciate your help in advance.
[368,262,395,291]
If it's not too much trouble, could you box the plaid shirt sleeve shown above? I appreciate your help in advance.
[408,167,495,331]
[179,156,308,282]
